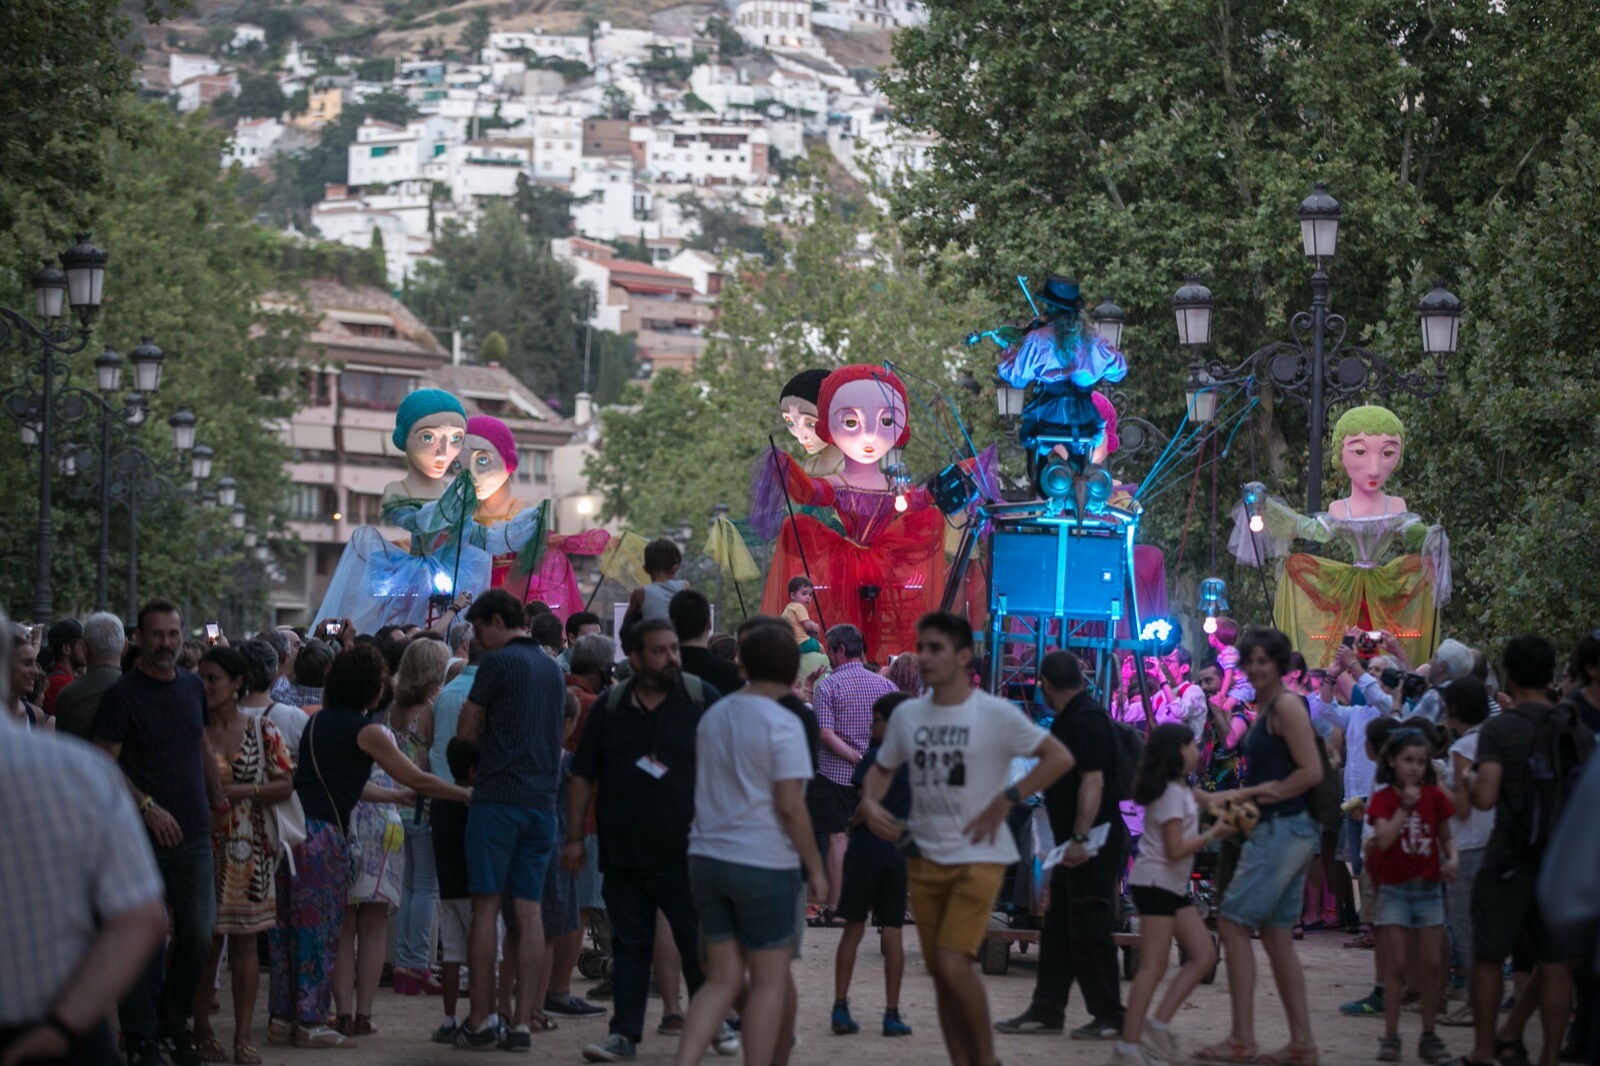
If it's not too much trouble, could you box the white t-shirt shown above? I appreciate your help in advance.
[244,702,308,760]
[688,692,814,870]
[1446,728,1496,851]
[875,689,1049,866]
[1130,781,1198,895]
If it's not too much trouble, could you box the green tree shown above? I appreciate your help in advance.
[615,231,653,264]
[676,194,780,263]
[460,9,493,59]
[479,330,510,363]
[599,85,634,120]
[219,72,288,119]
[0,0,185,236]
[407,201,585,400]
[356,56,397,82]
[511,173,579,240]
[0,105,305,618]
[878,0,1600,640]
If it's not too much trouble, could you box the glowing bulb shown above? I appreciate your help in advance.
[894,493,908,513]
[1204,616,1219,635]
[1139,619,1173,643]
[1249,513,1265,533]
[433,571,453,594]
[332,512,343,522]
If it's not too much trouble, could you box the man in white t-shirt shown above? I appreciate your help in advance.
[677,619,827,1066]
[859,611,1073,1066]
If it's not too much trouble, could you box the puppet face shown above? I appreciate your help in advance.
[826,379,907,465]
[405,415,466,481]
[464,432,512,499]
[780,399,825,455]
[1340,432,1403,495]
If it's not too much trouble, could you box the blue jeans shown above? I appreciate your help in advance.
[396,820,439,970]
[1375,879,1444,928]
[689,856,803,952]
[1218,812,1319,931]
[119,834,216,1043]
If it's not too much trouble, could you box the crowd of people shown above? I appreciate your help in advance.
[3,567,1598,1066]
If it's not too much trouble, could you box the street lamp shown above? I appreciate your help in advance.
[95,347,122,392]
[231,503,247,530]
[129,337,165,394]
[168,408,197,452]
[218,475,238,509]
[244,523,258,549]
[1090,297,1126,349]
[1172,183,1463,512]
[0,231,111,620]
[191,443,215,482]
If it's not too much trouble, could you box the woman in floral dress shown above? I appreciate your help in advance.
[193,647,294,1064]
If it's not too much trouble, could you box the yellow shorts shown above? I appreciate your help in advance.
[906,858,1005,958]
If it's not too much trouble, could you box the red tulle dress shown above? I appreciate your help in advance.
[758,459,948,663]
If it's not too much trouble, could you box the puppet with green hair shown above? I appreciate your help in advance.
[313,388,545,633]
[1230,404,1450,668]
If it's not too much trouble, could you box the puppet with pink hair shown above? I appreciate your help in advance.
[753,365,948,662]
[464,415,609,622]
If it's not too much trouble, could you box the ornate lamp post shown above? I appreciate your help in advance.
[1172,183,1464,512]
[0,234,109,621]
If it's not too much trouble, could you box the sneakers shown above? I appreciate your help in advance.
[127,1041,167,1066]
[657,1014,685,1036]
[1377,1035,1402,1062]
[453,1021,501,1052]
[545,995,607,1018]
[432,1020,460,1045]
[994,1009,1064,1035]
[1341,992,1386,1017]
[1142,1025,1181,1063]
[1417,1032,1448,1063]
[582,1034,637,1062]
[163,1032,201,1066]
[882,1010,912,1037]
[712,1022,741,1056]
[1071,1018,1124,1040]
[587,978,614,1000]
[831,1001,860,1035]
[498,1026,532,1053]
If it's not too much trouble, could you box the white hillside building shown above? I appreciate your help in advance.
[732,0,816,50]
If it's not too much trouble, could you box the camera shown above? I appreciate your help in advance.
[1380,667,1429,700]
[327,621,342,635]
[859,585,880,603]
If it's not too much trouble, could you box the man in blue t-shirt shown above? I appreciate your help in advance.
[456,589,567,1052]
[94,600,223,1066]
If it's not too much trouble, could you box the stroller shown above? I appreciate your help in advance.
[577,908,613,981]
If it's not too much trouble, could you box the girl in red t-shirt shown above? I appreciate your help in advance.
[1365,730,1458,1063]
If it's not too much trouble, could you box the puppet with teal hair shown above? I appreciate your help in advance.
[314,389,545,633]
[1229,404,1451,668]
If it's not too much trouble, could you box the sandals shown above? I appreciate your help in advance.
[1257,1045,1320,1065]
[194,1034,227,1063]
[266,1018,292,1045]
[353,1015,376,1036]
[532,1013,559,1033]
[233,1044,261,1065]
[1193,1038,1260,1063]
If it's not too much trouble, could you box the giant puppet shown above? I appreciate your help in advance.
[313,391,544,632]
[754,365,947,662]
[1230,404,1450,668]
[463,414,609,622]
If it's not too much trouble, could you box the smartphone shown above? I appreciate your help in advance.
[1366,630,1384,642]
[205,622,220,644]
[328,620,343,635]
[1340,634,1356,648]
[28,623,46,645]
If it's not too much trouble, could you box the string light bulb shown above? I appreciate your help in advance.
[894,493,908,513]
[1249,513,1265,533]
[1204,615,1219,635]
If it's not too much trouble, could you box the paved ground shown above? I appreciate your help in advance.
[209,923,1520,1066]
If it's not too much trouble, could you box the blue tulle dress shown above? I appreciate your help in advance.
[314,473,542,633]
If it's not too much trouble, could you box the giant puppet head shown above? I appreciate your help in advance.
[1333,405,1405,499]
[392,388,467,483]
[464,414,518,501]
[815,365,911,467]
[778,369,831,457]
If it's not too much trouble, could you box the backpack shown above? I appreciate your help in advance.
[1108,719,1145,802]
[1507,700,1596,857]
[600,673,707,718]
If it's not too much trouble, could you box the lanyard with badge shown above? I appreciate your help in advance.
[632,685,670,780]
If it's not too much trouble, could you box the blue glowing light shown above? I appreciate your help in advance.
[433,571,453,594]
[1139,619,1173,643]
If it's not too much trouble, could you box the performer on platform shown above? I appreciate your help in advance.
[462,415,607,623]
[1230,405,1450,669]
[754,365,947,663]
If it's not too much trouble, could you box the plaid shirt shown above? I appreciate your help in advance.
[282,682,324,709]
[812,661,897,786]
[0,716,164,1024]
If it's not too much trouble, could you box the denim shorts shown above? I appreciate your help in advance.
[467,803,556,901]
[1218,811,1319,930]
[689,856,803,953]
[1374,878,1444,928]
